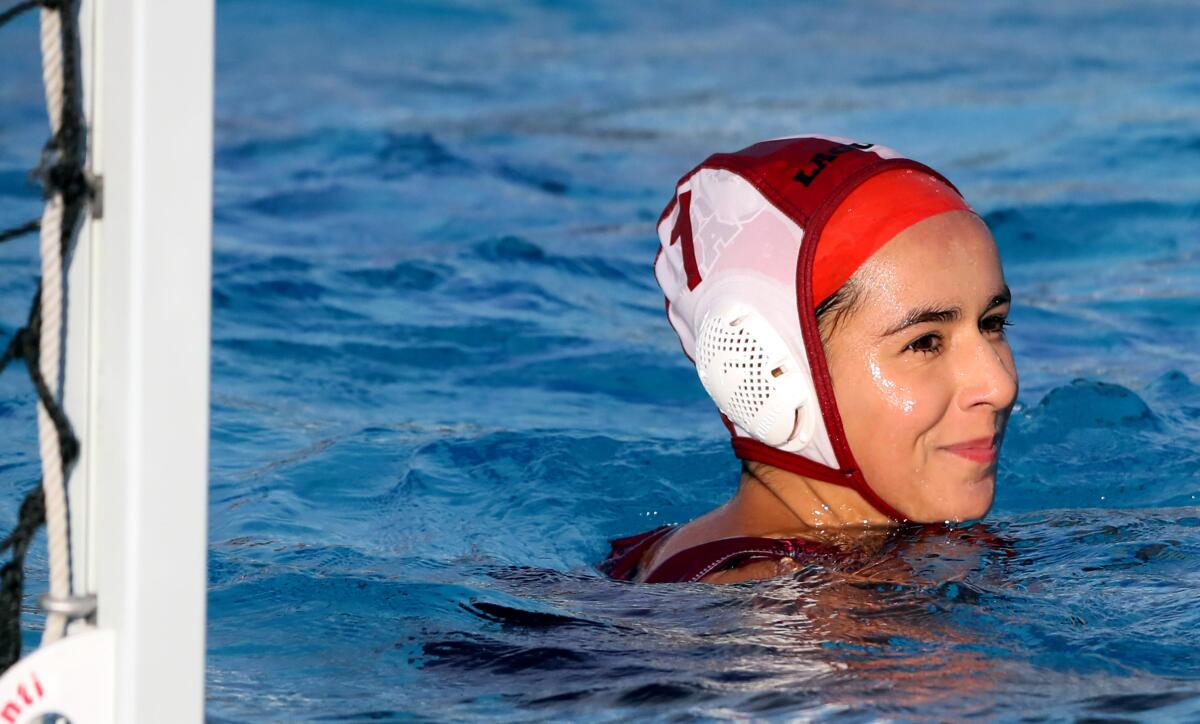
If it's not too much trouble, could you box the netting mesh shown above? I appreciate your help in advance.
[0,0,88,672]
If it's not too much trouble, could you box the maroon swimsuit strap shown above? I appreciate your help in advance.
[598,525,675,581]
[599,525,834,584]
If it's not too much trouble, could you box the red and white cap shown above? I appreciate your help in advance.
[654,135,972,521]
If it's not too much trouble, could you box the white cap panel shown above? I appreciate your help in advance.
[655,166,838,467]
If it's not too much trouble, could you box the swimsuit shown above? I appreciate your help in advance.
[598,525,837,584]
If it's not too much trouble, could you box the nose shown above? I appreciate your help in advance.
[956,334,1018,412]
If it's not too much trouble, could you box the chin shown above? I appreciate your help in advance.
[907,478,995,524]
[945,481,995,523]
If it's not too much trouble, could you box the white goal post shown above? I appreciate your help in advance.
[66,0,212,719]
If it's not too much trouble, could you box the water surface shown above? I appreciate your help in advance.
[1,1,1199,720]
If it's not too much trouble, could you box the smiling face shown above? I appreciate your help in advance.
[821,210,1018,523]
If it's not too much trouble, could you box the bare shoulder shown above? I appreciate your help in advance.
[636,506,738,581]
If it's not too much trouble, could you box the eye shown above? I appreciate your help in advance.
[905,333,942,356]
[981,314,1012,336]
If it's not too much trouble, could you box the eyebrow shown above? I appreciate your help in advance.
[985,285,1012,313]
[878,285,1012,338]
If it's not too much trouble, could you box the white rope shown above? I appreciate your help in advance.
[37,3,72,646]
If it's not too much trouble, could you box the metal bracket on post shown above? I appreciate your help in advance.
[39,592,98,621]
[86,171,103,219]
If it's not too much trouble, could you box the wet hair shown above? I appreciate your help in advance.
[814,275,863,347]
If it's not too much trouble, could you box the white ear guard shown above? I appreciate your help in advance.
[694,302,817,452]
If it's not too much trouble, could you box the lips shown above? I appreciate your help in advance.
[942,436,997,464]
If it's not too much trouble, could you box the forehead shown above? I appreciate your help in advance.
[853,210,1004,312]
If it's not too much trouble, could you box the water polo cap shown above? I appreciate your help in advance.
[654,135,970,521]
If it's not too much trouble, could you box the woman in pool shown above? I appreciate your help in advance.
[601,135,1018,584]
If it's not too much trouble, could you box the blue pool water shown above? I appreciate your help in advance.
[3,1,1200,720]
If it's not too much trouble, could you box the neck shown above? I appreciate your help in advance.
[739,461,897,536]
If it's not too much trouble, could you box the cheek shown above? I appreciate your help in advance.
[834,354,960,513]
[866,357,917,416]
[847,353,949,442]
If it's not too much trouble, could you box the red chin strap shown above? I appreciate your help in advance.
[731,434,906,523]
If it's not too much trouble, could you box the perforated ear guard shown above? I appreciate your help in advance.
[694,302,817,452]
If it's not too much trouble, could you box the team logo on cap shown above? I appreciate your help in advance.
[792,141,875,187]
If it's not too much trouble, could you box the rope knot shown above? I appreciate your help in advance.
[33,134,89,204]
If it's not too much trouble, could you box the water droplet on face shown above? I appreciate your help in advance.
[869,360,895,390]
[869,358,916,415]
